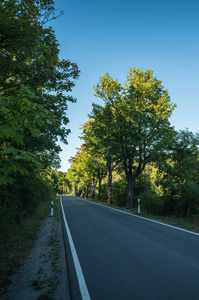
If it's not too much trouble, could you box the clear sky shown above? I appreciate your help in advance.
[50,0,199,172]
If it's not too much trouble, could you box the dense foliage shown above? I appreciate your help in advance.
[81,69,176,207]
[0,0,79,233]
[67,70,199,217]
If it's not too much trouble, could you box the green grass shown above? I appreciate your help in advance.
[32,276,46,290]
[29,198,60,297]
[0,200,54,292]
[80,196,199,233]
[139,212,199,233]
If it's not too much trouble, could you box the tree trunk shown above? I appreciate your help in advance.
[91,179,97,199]
[86,184,90,199]
[83,186,86,198]
[73,184,76,196]
[98,177,102,201]
[106,159,112,204]
[125,169,134,209]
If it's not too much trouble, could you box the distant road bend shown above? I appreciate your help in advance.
[60,196,199,300]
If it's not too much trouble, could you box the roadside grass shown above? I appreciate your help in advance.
[35,205,61,297]
[0,198,57,292]
[138,212,199,233]
[29,197,61,299]
[79,196,199,233]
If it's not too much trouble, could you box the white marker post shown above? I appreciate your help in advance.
[138,198,140,214]
[51,201,54,216]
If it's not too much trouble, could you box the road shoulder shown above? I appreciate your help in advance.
[1,212,70,300]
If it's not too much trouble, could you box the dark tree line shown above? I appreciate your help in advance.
[0,0,79,235]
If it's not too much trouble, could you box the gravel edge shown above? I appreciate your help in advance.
[1,212,70,300]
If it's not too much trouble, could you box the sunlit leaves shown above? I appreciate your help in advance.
[83,68,176,207]
[0,0,80,185]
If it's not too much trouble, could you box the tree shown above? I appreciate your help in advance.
[81,151,107,200]
[67,151,83,196]
[81,115,119,204]
[0,0,80,240]
[156,129,199,216]
[92,68,176,208]
[0,0,80,184]
[95,157,107,201]
[67,145,107,200]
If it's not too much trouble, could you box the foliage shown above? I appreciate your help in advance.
[81,68,175,208]
[155,129,199,216]
[74,70,199,217]
[42,168,70,194]
[0,87,48,184]
[112,173,127,207]
[69,127,199,217]
[0,171,55,241]
[0,0,80,185]
[0,0,79,251]
[139,190,163,214]
[67,146,107,199]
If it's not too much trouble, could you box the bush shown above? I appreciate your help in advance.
[96,183,108,203]
[134,173,151,198]
[140,190,163,214]
[175,182,199,217]
[160,182,199,217]
[112,180,127,207]
[0,171,55,241]
[77,185,85,197]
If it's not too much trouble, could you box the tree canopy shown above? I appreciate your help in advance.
[81,68,176,208]
[0,0,80,245]
[66,69,199,218]
[0,0,80,184]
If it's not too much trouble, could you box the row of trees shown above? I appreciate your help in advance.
[66,69,199,217]
[0,0,79,236]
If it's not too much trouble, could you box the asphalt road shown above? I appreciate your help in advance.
[61,196,199,300]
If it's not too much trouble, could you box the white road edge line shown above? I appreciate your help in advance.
[60,196,91,300]
[78,197,199,237]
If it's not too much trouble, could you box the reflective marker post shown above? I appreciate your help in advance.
[138,198,140,214]
[51,201,54,216]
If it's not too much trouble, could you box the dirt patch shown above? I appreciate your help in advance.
[1,213,70,300]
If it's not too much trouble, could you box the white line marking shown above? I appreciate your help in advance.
[76,197,199,237]
[60,196,91,300]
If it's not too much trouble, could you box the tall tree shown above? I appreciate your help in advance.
[0,0,80,184]
[81,114,119,204]
[92,68,176,208]
[67,146,106,200]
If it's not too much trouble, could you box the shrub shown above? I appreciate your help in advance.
[140,190,163,214]
[174,181,199,217]
[112,180,127,207]
[0,171,55,241]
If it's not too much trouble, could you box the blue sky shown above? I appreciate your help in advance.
[51,0,199,172]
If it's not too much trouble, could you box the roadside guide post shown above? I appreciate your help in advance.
[51,201,54,216]
[138,198,140,214]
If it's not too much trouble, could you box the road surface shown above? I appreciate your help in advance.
[60,196,199,300]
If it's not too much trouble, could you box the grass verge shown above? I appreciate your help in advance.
[80,196,199,233]
[0,200,53,292]
[29,199,61,298]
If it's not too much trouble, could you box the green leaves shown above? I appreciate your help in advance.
[154,129,199,216]
[93,73,123,104]
[82,68,176,207]
[0,0,79,185]
[0,87,45,143]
